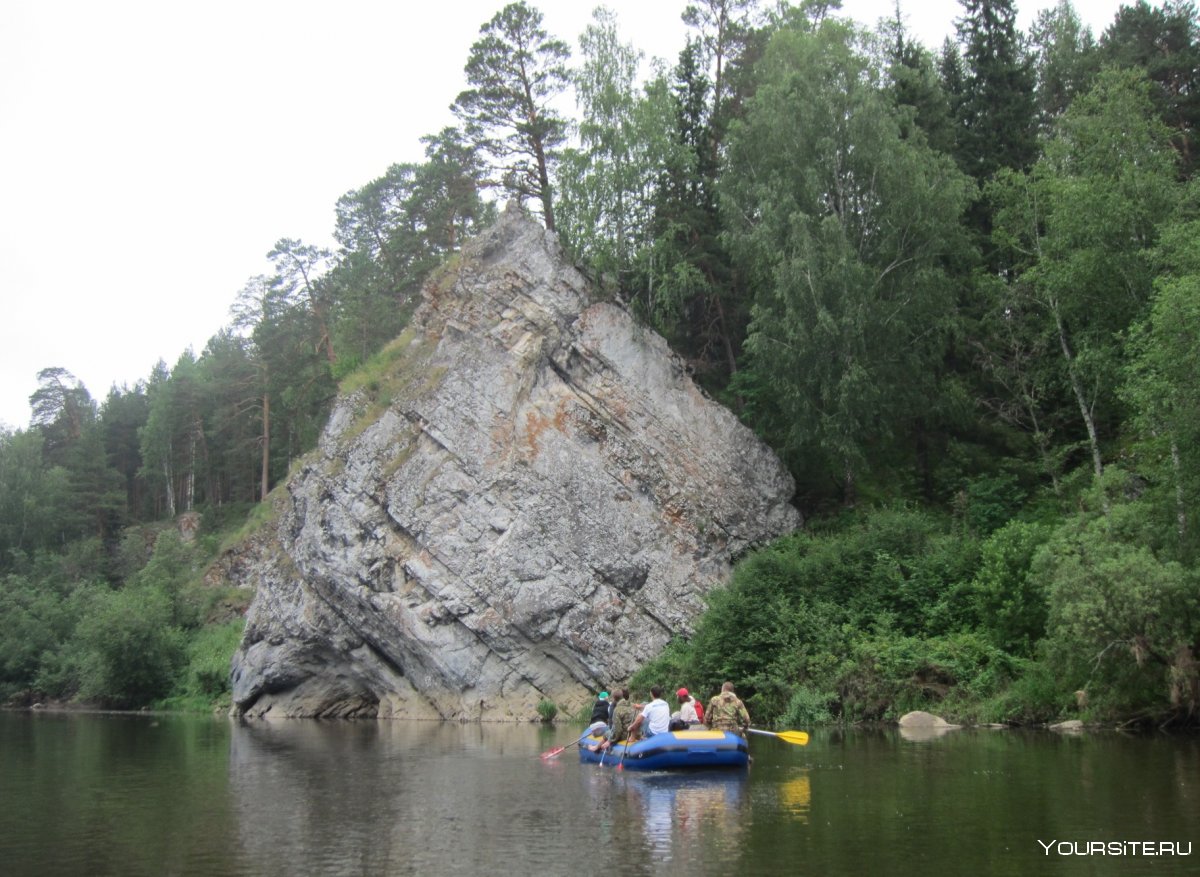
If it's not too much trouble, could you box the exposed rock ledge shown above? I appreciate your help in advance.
[226,205,800,720]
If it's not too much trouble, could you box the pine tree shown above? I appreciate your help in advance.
[452,1,570,231]
[642,39,741,385]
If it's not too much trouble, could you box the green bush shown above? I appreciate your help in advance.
[630,638,694,696]
[969,520,1052,656]
[835,632,1020,722]
[780,685,834,727]
[670,507,987,724]
[536,699,558,722]
[75,585,186,708]
[183,618,244,699]
[130,530,207,629]
[1036,501,1200,719]
[974,659,1073,725]
[0,574,69,699]
[634,486,1196,727]
[962,473,1026,536]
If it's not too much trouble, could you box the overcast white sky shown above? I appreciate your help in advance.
[0,0,1126,429]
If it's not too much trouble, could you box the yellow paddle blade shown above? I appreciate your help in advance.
[774,730,810,746]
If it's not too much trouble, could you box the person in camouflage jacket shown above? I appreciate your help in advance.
[598,689,636,751]
[705,682,750,737]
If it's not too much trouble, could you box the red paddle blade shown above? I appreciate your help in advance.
[540,745,566,760]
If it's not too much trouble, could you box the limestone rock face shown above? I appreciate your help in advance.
[228,206,800,720]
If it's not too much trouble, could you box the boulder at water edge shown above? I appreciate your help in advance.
[898,711,962,741]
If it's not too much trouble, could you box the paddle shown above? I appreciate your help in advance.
[747,728,810,746]
[540,738,581,760]
[543,720,609,759]
[616,738,630,771]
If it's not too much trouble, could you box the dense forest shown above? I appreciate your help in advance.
[1,0,1198,727]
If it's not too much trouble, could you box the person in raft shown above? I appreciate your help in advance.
[589,691,611,726]
[628,686,671,740]
[677,688,702,725]
[668,687,699,731]
[596,688,636,752]
[706,681,750,737]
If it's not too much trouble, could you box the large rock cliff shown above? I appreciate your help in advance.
[228,205,800,719]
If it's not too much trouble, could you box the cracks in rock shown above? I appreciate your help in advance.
[545,350,632,438]
[411,418,461,467]
[548,348,746,554]
[538,648,594,692]
[594,561,649,595]
[636,601,676,641]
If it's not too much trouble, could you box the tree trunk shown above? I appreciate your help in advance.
[536,141,556,233]
[711,287,739,379]
[1053,302,1104,481]
[163,437,176,519]
[842,460,857,508]
[260,392,271,502]
[1171,436,1186,541]
[185,431,195,513]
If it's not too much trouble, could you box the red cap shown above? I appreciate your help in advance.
[676,688,689,698]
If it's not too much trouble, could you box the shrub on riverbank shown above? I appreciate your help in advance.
[0,519,247,712]
[636,494,1200,729]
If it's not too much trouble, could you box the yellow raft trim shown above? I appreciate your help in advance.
[584,729,730,742]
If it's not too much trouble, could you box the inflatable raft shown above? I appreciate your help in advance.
[577,727,749,771]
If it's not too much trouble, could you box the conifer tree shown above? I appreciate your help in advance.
[953,0,1038,180]
[643,39,741,385]
[885,11,956,153]
[452,1,570,231]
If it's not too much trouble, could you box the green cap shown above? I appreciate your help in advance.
[599,691,609,699]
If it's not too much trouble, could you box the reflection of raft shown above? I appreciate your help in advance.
[578,728,749,771]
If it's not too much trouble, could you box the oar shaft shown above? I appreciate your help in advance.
[540,738,582,759]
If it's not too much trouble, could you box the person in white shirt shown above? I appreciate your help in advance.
[676,687,700,725]
[628,686,670,739]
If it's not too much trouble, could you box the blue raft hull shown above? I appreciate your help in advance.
[577,728,749,771]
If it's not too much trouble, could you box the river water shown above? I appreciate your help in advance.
[0,712,1195,876]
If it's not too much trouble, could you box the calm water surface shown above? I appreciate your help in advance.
[0,712,1196,876]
